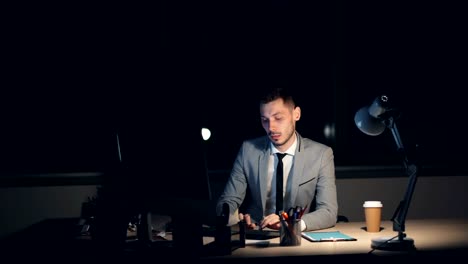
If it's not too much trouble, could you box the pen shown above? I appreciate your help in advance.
[281,211,289,221]
[294,206,301,220]
[298,205,307,219]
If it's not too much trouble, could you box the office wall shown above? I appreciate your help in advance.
[336,175,468,222]
[1,175,468,239]
[0,185,97,239]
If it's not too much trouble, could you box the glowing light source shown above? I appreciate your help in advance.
[201,128,211,141]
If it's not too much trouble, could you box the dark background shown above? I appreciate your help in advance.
[1,1,467,177]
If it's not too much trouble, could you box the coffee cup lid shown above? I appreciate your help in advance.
[363,201,383,207]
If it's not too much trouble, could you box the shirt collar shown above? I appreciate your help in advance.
[271,133,297,156]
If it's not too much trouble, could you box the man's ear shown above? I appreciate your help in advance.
[294,106,301,121]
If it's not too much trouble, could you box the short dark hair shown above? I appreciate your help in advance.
[259,87,296,108]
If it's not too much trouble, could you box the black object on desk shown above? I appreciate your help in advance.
[245,229,280,240]
[210,203,246,256]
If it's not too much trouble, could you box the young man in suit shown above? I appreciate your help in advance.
[216,87,338,231]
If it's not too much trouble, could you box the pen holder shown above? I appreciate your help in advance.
[280,219,301,246]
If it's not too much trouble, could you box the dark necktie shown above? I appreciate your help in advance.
[276,153,287,215]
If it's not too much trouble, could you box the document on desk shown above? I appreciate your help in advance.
[302,231,357,242]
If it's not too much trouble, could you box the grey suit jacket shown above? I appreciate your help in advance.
[216,132,338,231]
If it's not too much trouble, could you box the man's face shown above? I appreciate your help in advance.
[260,98,300,151]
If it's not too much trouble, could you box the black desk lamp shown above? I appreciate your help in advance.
[354,95,418,251]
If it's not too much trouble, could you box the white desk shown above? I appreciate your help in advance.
[202,218,468,260]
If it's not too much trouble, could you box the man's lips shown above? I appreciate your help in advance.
[270,134,281,140]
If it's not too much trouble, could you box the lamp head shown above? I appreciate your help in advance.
[354,95,390,136]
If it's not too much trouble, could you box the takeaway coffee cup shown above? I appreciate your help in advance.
[363,201,383,232]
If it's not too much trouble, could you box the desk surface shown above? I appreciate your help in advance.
[203,218,468,260]
[3,217,467,261]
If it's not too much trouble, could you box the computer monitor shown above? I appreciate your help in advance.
[93,119,216,255]
[118,122,213,203]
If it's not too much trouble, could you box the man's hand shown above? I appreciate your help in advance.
[239,213,258,230]
[259,213,281,230]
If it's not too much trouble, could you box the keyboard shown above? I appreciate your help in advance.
[244,229,280,240]
[202,225,279,240]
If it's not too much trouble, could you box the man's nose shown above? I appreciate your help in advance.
[268,121,277,131]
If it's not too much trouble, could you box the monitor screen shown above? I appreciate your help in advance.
[112,116,215,225]
[91,101,218,253]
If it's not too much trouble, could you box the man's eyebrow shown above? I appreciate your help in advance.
[261,112,283,119]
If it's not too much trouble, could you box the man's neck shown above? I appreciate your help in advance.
[274,132,297,153]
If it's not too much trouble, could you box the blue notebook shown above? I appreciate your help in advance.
[302,231,357,242]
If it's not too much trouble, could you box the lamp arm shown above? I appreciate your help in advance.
[386,117,419,240]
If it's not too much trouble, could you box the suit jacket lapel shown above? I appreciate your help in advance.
[258,149,270,215]
[285,134,305,209]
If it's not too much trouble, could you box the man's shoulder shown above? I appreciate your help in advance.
[299,135,332,152]
[242,135,269,149]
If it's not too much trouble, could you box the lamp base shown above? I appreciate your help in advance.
[371,236,415,251]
